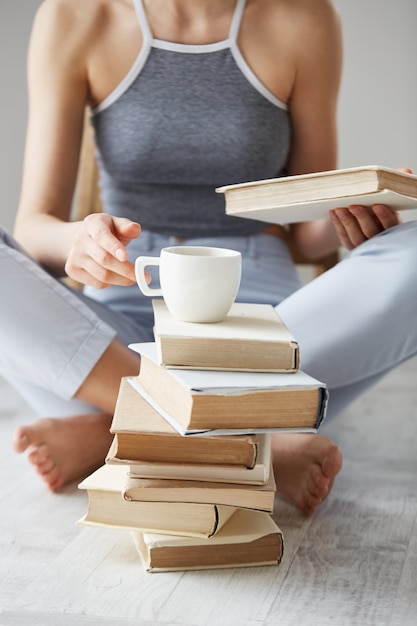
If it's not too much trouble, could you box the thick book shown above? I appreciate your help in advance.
[122,468,276,513]
[110,378,263,468]
[217,166,417,225]
[145,299,299,372]
[132,508,283,572]
[118,432,271,485]
[78,464,236,538]
[129,342,328,435]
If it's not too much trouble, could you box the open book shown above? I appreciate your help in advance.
[217,166,417,225]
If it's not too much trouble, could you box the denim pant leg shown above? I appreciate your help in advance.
[276,220,417,419]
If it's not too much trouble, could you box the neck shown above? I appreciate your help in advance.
[142,0,239,44]
[145,0,237,17]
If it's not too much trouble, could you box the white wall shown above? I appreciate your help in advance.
[0,1,416,231]
[335,0,417,173]
[0,0,41,230]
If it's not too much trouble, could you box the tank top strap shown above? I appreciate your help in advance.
[228,0,247,44]
[133,0,246,48]
[132,0,153,46]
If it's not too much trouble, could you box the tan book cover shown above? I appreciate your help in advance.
[78,464,236,538]
[147,300,299,372]
[122,464,276,513]
[132,508,283,572]
[130,343,328,434]
[217,166,417,225]
[110,378,262,467]
[119,432,271,485]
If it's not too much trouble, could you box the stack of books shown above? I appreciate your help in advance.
[79,301,328,572]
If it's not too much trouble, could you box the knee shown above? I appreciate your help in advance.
[375,220,417,296]
[360,220,417,270]
[381,219,417,248]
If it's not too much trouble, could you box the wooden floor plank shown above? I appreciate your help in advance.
[388,510,417,626]
[1,356,416,626]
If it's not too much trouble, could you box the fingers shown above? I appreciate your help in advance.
[372,204,402,230]
[65,214,141,288]
[329,207,370,250]
[330,203,402,250]
[68,237,137,289]
[84,214,140,261]
[111,217,142,256]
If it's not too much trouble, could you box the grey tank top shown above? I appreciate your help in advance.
[91,0,291,238]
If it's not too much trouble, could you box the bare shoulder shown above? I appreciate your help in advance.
[31,0,130,64]
[250,0,341,42]
[289,0,341,42]
[29,0,139,109]
[243,0,341,104]
[32,0,107,49]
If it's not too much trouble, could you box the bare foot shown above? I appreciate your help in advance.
[12,413,113,491]
[272,433,342,514]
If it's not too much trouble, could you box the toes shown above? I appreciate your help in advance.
[12,426,32,453]
[302,494,322,515]
[322,445,343,478]
[310,467,330,498]
[36,456,55,476]
[26,444,61,487]
[28,443,50,466]
[273,434,343,515]
[34,460,62,491]
[315,481,330,501]
[303,483,331,514]
[46,470,64,492]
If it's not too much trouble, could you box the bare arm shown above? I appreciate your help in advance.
[284,0,343,258]
[14,0,89,272]
[13,0,139,286]
[285,0,403,257]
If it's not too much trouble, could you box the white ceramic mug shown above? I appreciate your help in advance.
[135,246,242,323]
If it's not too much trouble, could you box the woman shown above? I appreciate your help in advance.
[3,0,416,514]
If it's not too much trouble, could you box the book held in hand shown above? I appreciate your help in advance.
[109,377,263,468]
[217,166,417,225]
[129,342,328,435]
[132,508,283,572]
[78,464,236,538]
[147,299,299,372]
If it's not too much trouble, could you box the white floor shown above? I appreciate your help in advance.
[1,356,417,626]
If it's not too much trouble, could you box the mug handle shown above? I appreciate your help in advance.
[135,256,163,297]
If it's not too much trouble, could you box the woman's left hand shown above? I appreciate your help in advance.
[329,167,412,251]
[329,203,402,251]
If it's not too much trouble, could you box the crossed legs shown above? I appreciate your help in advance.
[11,335,342,513]
[12,338,140,491]
[10,212,417,513]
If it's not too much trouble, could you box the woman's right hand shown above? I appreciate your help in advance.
[65,213,142,289]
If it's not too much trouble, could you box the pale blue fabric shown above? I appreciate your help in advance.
[1,221,417,421]
[277,220,417,417]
